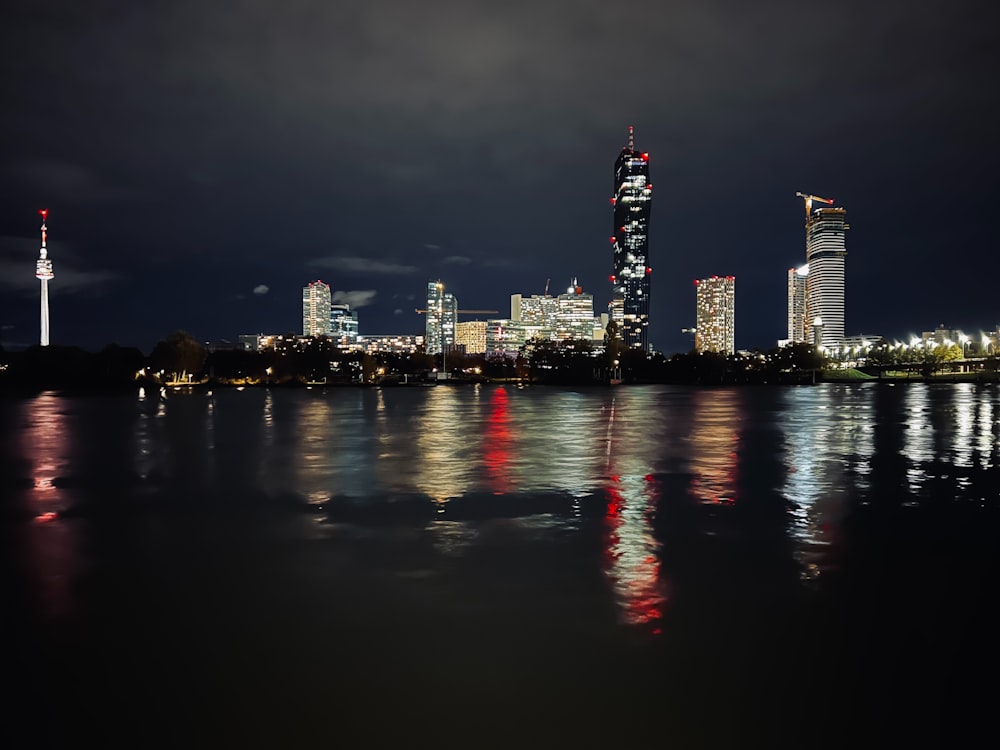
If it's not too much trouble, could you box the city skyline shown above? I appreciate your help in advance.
[1,2,997,354]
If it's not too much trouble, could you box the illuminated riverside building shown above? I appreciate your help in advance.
[555,279,596,341]
[425,280,457,355]
[455,320,487,354]
[486,319,526,355]
[803,206,848,348]
[694,275,735,355]
[330,304,359,347]
[510,293,557,336]
[787,264,808,343]
[302,280,332,336]
[611,126,653,352]
[359,334,424,355]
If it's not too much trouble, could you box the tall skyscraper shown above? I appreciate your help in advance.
[694,275,735,355]
[611,126,653,352]
[425,280,457,355]
[797,195,848,348]
[35,209,54,347]
[787,264,808,343]
[302,280,332,336]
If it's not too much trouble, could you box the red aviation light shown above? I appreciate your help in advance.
[693,279,699,285]
[641,153,649,161]
[609,236,616,243]
[609,197,616,205]
[646,184,653,190]
[609,275,616,283]
[726,275,735,280]
[646,267,652,274]
[39,208,49,219]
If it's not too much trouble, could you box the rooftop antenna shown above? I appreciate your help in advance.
[628,125,634,151]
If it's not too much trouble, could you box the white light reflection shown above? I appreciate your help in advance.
[904,386,933,497]
[601,395,667,632]
[415,387,477,504]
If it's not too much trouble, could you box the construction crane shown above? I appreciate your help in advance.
[795,192,834,216]
[414,308,498,315]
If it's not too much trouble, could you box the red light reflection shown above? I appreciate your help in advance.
[483,387,513,494]
[601,478,667,631]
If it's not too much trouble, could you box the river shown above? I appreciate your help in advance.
[2,383,998,748]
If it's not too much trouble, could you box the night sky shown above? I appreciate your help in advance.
[1,0,997,355]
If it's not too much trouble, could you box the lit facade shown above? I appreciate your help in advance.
[787,264,808,343]
[611,126,652,352]
[455,320,487,354]
[425,280,457,355]
[694,276,735,355]
[330,304,359,347]
[302,280,332,337]
[555,279,596,341]
[486,319,526,355]
[359,334,424,355]
[804,207,848,348]
[511,293,558,336]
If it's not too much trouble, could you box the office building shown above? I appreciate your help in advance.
[486,319,526,355]
[455,321,487,354]
[694,276,735,355]
[425,280,458,355]
[330,304,359,347]
[302,280,332,337]
[611,126,653,352]
[359,334,424,355]
[555,279,596,341]
[804,206,848,348]
[787,264,808,343]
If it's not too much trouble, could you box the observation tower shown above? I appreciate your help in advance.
[35,209,54,346]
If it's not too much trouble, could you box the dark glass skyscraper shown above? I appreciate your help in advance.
[610,126,652,351]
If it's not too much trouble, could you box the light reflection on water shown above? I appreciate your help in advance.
[6,383,1000,628]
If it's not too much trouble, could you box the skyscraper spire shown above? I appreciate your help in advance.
[628,125,634,151]
[35,209,54,346]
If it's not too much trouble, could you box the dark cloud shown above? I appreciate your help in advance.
[309,256,418,275]
[331,290,377,309]
[253,284,269,295]
[0,0,997,351]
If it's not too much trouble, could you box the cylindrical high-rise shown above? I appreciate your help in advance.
[35,210,54,347]
[804,207,848,348]
[611,126,652,352]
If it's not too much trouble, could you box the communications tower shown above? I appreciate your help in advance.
[35,209,54,347]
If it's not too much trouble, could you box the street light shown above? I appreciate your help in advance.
[959,333,970,358]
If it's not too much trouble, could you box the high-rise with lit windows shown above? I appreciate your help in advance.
[302,280,331,336]
[425,280,457,355]
[610,126,653,352]
[330,303,359,347]
[694,275,735,355]
[804,207,848,347]
[787,264,808,343]
[555,279,596,341]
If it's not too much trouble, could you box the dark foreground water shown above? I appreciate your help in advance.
[2,383,999,748]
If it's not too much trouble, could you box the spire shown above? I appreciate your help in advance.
[39,208,48,256]
[628,125,634,151]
